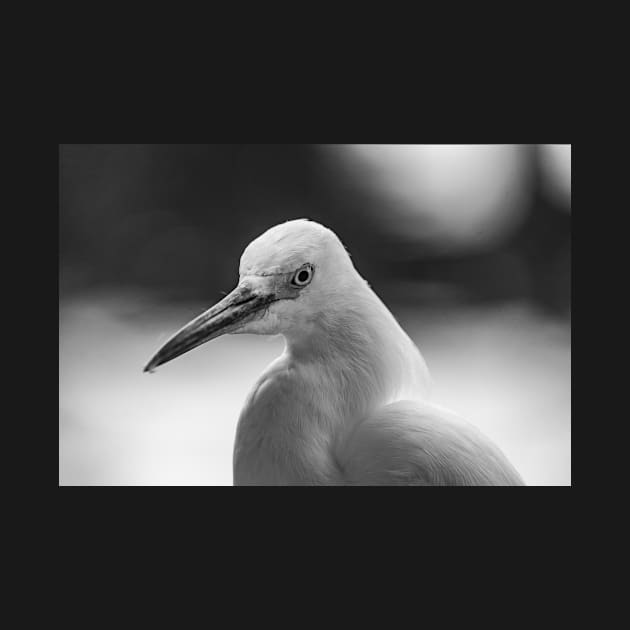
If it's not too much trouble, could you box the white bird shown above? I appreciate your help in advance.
[145,219,524,486]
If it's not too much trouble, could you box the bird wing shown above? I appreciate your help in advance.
[336,400,524,486]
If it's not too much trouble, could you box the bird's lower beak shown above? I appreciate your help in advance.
[143,284,274,372]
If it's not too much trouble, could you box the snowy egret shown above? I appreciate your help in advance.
[144,219,524,486]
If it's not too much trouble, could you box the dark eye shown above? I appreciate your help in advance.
[291,265,314,287]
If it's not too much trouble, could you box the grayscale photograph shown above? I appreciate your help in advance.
[59,144,571,486]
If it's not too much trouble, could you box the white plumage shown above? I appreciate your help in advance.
[145,219,524,486]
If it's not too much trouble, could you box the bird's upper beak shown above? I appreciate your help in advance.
[143,283,275,372]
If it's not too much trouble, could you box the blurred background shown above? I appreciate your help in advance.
[59,144,571,486]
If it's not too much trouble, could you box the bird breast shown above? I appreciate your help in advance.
[233,354,346,485]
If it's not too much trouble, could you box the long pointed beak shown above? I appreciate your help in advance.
[144,284,274,373]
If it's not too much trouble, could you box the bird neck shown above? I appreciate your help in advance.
[283,280,431,421]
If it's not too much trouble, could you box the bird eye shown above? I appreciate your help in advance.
[291,265,314,287]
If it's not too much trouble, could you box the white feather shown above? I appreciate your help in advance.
[230,219,524,485]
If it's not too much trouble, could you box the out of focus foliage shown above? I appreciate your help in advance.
[59,144,570,314]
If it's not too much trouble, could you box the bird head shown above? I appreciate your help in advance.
[144,219,357,372]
